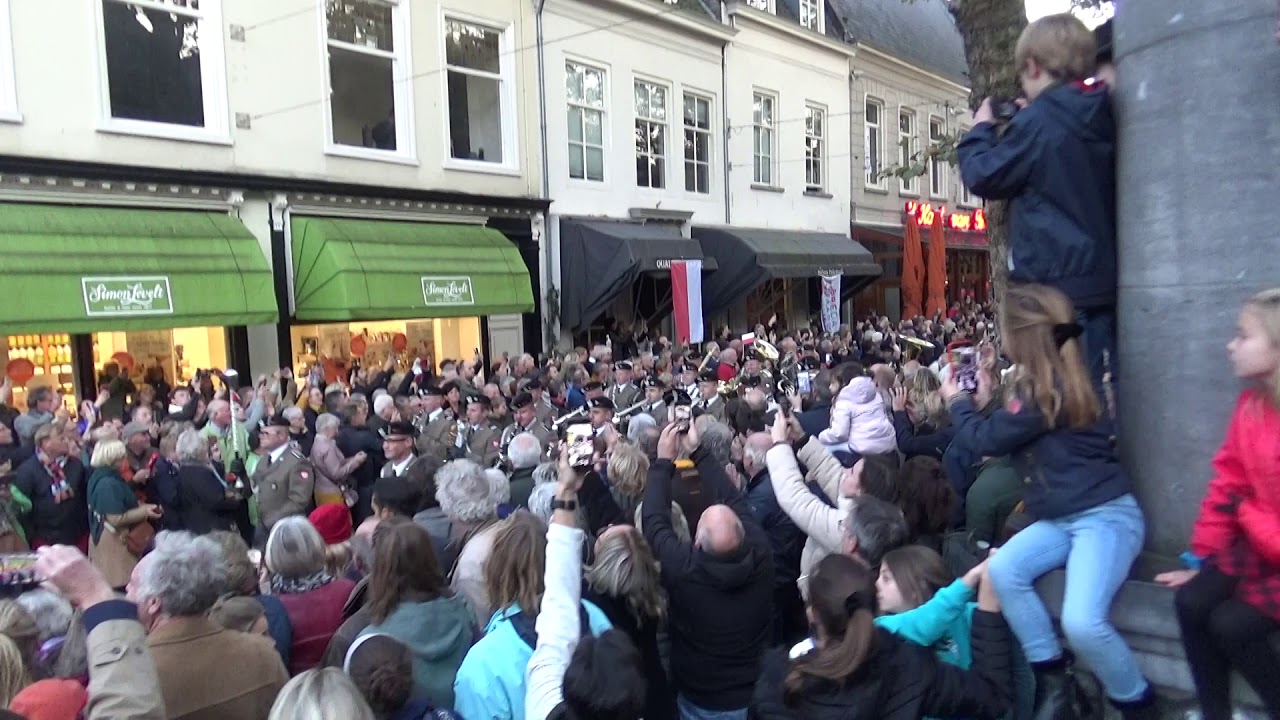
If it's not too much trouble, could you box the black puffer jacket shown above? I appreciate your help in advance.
[750,610,1011,720]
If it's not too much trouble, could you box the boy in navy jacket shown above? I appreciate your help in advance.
[957,14,1115,398]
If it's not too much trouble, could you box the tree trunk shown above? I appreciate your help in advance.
[948,0,1026,308]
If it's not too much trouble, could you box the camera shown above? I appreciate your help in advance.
[989,97,1021,123]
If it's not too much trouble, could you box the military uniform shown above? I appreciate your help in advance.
[460,422,502,467]
[608,381,639,411]
[693,394,726,422]
[253,445,315,530]
[513,419,556,451]
[643,400,668,424]
[417,409,457,463]
[535,398,557,427]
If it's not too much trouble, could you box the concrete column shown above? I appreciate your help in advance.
[1115,1,1280,555]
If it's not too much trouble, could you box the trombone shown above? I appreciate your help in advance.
[551,406,588,430]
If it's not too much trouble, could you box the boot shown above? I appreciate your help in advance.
[1110,686,1167,720]
[1031,657,1082,720]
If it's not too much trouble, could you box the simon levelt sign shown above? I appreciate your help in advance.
[421,276,475,306]
[82,276,174,317]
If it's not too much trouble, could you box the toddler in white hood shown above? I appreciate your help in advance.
[817,376,897,455]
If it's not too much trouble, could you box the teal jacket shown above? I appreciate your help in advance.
[359,595,476,710]
[876,578,976,669]
[453,601,612,720]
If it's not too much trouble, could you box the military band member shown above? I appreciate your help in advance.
[692,368,726,422]
[509,392,555,449]
[379,421,438,499]
[586,396,615,437]
[608,361,639,409]
[253,414,315,537]
[417,385,456,462]
[456,395,501,467]
[583,381,606,404]
[524,379,558,427]
[640,375,667,423]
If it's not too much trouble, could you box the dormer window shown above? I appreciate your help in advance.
[745,0,773,12]
[799,0,822,30]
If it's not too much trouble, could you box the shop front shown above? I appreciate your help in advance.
[851,202,990,321]
[691,226,881,330]
[557,217,716,347]
[0,203,276,411]
[286,215,534,381]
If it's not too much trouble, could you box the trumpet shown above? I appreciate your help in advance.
[612,398,654,425]
[551,406,588,430]
[494,424,519,470]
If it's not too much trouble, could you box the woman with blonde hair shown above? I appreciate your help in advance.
[585,525,675,720]
[890,368,955,460]
[85,439,161,588]
[452,512,613,720]
[942,284,1150,719]
[0,634,29,706]
[268,667,376,720]
[0,600,40,682]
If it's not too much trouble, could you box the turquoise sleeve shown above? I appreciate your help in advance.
[875,578,975,647]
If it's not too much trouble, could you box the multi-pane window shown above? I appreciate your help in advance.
[566,62,605,182]
[324,0,407,153]
[899,108,918,195]
[805,104,825,192]
[683,93,712,194]
[799,0,821,30]
[445,18,510,164]
[99,0,224,131]
[864,98,884,188]
[634,80,668,188]
[929,116,947,197]
[745,0,773,10]
[752,92,776,186]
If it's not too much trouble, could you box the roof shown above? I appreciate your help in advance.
[828,0,969,85]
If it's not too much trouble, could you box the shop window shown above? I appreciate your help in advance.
[634,79,668,189]
[92,328,228,388]
[683,92,712,194]
[97,0,230,141]
[2,335,75,412]
[324,0,413,159]
[290,318,481,385]
[445,16,514,169]
[566,61,606,182]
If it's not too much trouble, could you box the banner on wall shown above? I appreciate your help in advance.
[670,259,704,346]
[820,274,841,334]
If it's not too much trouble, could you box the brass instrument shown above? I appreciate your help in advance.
[494,423,519,470]
[612,398,654,426]
[551,406,588,431]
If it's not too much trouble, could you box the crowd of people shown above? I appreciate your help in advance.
[0,11,1276,720]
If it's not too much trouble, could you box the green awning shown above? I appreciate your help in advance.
[0,203,278,333]
[291,217,534,321]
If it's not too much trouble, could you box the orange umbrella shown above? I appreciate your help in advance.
[926,210,948,317]
[901,217,925,320]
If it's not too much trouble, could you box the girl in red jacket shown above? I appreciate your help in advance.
[1156,288,1280,719]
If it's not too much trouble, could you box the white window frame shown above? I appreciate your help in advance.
[898,107,919,196]
[744,0,775,12]
[928,115,947,199]
[957,125,975,206]
[864,96,885,190]
[683,91,713,195]
[798,0,823,32]
[752,91,777,187]
[440,11,521,175]
[321,0,417,165]
[804,103,826,193]
[565,60,607,183]
[0,0,19,123]
[92,0,231,144]
[634,78,669,189]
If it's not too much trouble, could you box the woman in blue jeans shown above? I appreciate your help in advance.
[941,285,1154,720]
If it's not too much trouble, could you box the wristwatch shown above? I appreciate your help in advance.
[551,498,578,512]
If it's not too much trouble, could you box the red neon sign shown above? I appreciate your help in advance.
[904,202,986,233]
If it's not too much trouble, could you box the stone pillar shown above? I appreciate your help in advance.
[1115,0,1280,555]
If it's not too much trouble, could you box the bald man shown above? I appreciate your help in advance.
[641,422,773,717]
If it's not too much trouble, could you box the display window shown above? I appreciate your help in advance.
[91,327,229,398]
[290,317,481,385]
[2,334,76,412]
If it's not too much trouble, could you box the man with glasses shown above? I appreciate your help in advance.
[252,414,314,542]
[380,421,439,499]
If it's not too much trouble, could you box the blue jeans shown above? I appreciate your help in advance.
[988,494,1147,702]
[677,695,747,720]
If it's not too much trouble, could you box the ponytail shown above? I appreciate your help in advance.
[784,589,877,700]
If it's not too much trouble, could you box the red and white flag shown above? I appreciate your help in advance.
[670,259,704,345]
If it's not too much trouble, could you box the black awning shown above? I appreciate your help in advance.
[692,226,881,312]
[559,219,715,332]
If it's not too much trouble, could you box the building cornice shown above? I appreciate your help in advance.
[726,2,856,58]
[578,0,737,43]
[857,44,970,93]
